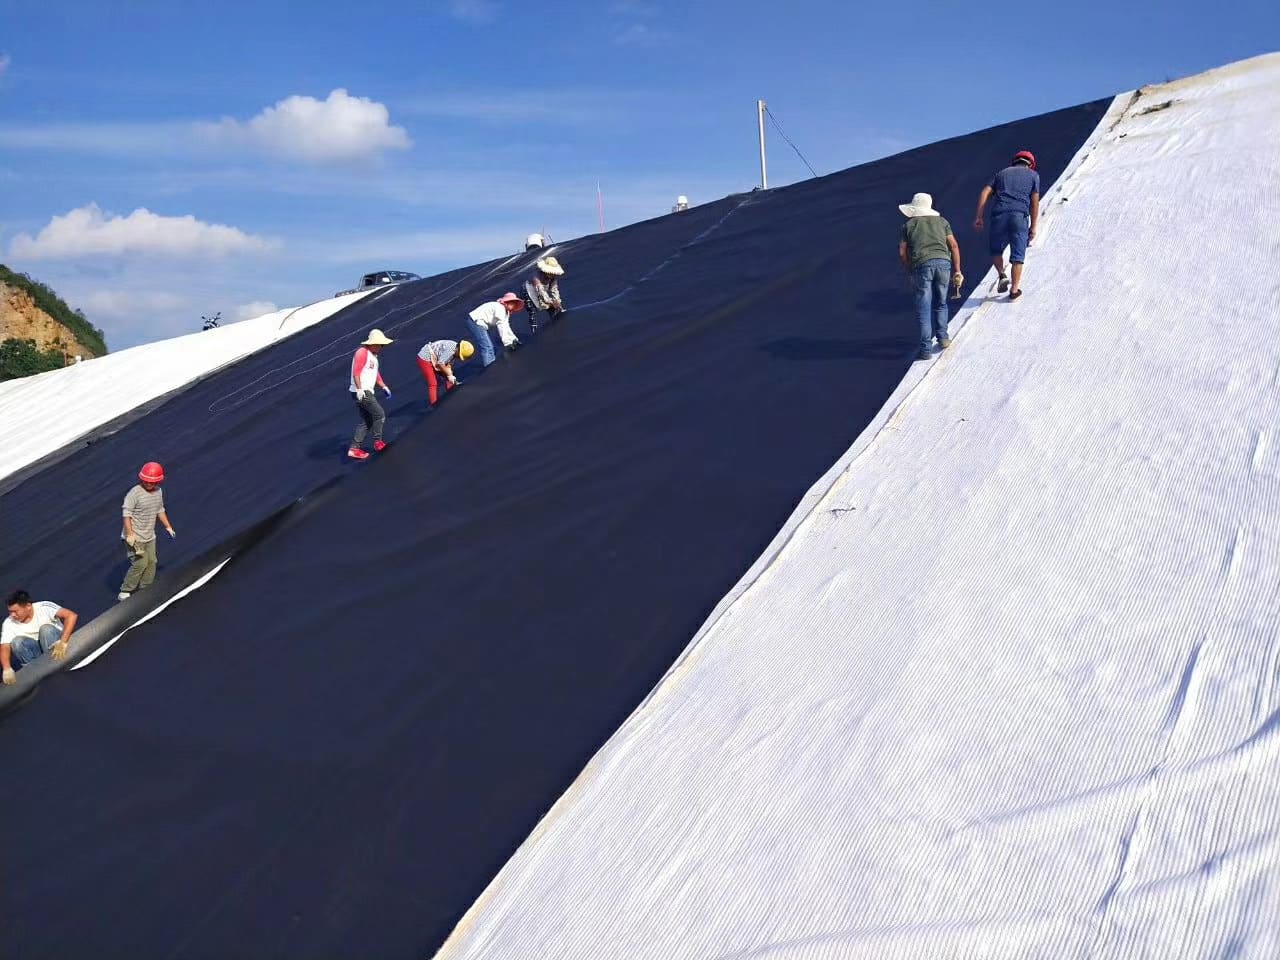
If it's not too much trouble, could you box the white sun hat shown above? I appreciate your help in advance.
[536,256,565,276]
[898,192,940,218]
[362,328,394,346]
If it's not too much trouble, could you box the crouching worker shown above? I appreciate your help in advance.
[524,256,566,333]
[120,461,176,601]
[349,328,394,461]
[466,293,525,367]
[2,590,78,683]
[417,339,474,406]
[898,191,962,361]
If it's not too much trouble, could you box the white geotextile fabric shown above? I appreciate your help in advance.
[436,54,1280,960]
[0,291,371,482]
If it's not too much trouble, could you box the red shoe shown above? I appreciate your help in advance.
[373,440,388,452]
[347,447,369,460]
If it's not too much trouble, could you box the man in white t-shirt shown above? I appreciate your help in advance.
[2,589,79,684]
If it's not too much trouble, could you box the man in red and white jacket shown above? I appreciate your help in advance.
[349,328,394,460]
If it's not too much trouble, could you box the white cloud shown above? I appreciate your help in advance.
[310,225,529,265]
[82,289,189,319]
[612,22,672,46]
[608,0,671,46]
[234,300,278,321]
[608,1,659,16]
[0,121,186,155]
[8,204,275,260]
[397,88,643,126]
[201,89,411,164]
[444,0,499,23]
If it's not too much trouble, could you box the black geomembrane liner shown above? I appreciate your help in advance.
[0,99,1109,959]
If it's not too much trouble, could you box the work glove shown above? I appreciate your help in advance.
[167,528,176,539]
[125,532,137,548]
[507,338,521,351]
[2,667,15,685]
[447,375,458,386]
[355,389,368,402]
[382,388,392,399]
[50,639,69,662]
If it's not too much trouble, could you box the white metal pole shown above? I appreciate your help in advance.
[757,99,768,189]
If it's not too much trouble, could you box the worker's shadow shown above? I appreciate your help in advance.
[762,336,908,362]
[762,282,933,361]
[302,396,434,462]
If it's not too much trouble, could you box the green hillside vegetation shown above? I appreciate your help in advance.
[0,337,70,381]
[0,263,108,358]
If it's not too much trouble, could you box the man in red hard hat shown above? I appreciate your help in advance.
[973,150,1040,300]
[118,461,176,602]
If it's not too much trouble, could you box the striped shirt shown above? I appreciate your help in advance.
[418,340,458,367]
[122,485,165,542]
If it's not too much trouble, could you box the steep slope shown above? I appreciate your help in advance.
[431,54,1280,960]
[0,291,373,487]
[0,94,1113,960]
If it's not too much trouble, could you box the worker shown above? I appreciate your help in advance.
[898,192,962,361]
[417,339,474,407]
[525,233,546,251]
[466,294,525,367]
[119,461,176,601]
[348,328,394,461]
[2,590,78,683]
[524,256,565,333]
[974,150,1040,300]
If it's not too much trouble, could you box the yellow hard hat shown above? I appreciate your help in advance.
[458,340,475,360]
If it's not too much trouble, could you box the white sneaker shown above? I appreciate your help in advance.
[117,591,131,602]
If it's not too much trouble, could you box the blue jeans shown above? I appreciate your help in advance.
[466,317,498,367]
[989,210,1030,263]
[9,623,63,668]
[912,259,951,350]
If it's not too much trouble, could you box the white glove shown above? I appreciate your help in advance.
[447,375,458,386]
[355,389,369,402]
[50,640,69,662]
[382,388,392,398]
[166,527,176,539]
[2,667,15,686]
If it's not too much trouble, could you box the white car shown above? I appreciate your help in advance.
[335,270,421,297]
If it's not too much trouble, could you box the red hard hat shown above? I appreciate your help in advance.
[1013,150,1037,170]
[138,461,165,484]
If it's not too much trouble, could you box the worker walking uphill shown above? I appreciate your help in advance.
[974,150,1040,300]
[119,461,176,601]
[899,192,962,361]
[524,257,566,333]
[349,328,394,461]
[417,339,474,407]
[466,293,525,367]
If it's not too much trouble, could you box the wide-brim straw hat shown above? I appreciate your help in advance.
[362,328,394,346]
[536,256,564,276]
[898,192,939,218]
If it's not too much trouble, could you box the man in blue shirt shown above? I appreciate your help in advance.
[974,150,1040,300]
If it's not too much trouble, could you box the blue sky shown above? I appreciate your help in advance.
[1,0,1275,348]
